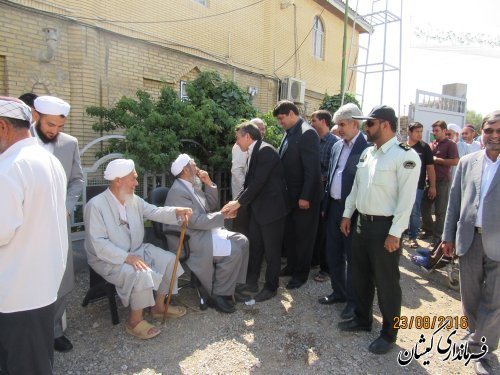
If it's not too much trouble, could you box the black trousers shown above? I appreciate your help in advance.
[247,215,286,291]
[351,216,402,342]
[0,303,55,375]
[284,201,320,282]
[325,199,354,304]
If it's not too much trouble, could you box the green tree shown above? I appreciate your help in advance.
[86,71,257,174]
[319,92,360,115]
[259,111,284,149]
[466,110,483,132]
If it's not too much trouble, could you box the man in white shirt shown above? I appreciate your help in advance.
[442,111,500,375]
[0,97,68,374]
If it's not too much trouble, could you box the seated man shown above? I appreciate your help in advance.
[165,154,250,314]
[84,159,192,340]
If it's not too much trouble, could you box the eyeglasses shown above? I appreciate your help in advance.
[445,133,452,136]
[483,127,500,135]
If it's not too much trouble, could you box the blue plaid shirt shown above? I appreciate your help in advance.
[319,132,338,180]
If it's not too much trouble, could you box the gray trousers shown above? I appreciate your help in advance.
[53,296,66,338]
[459,233,500,354]
[421,180,450,238]
[212,232,249,296]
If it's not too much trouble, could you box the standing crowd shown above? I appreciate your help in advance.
[0,94,498,375]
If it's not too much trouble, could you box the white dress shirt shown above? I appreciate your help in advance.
[475,151,499,227]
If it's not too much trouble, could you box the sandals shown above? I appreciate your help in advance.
[313,271,329,282]
[151,305,187,320]
[409,239,420,248]
[125,320,160,340]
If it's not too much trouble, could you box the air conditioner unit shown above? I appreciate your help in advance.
[280,77,306,103]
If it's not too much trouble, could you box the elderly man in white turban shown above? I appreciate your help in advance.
[165,154,250,314]
[84,159,192,340]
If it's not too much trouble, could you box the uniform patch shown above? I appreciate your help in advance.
[399,142,411,151]
[403,161,416,169]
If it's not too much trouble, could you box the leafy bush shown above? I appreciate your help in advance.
[319,92,361,115]
[86,71,257,174]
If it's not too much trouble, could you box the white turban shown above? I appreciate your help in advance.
[0,98,32,122]
[34,96,71,117]
[104,159,135,180]
[447,123,461,134]
[171,154,192,176]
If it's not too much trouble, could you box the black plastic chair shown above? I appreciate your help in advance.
[81,184,120,325]
[149,186,207,310]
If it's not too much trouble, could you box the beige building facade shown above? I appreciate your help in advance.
[0,0,369,146]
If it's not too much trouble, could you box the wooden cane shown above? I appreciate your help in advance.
[162,219,188,324]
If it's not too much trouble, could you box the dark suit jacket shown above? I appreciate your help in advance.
[279,118,322,208]
[322,132,368,216]
[236,140,289,225]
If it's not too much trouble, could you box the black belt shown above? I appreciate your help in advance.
[359,213,394,222]
[475,227,483,234]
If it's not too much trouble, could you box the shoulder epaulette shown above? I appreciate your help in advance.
[399,142,411,151]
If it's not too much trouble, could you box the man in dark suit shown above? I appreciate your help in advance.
[442,111,500,375]
[222,122,289,301]
[273,100,322,289]
[318,103,368,321]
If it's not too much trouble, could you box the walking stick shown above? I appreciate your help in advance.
[162,219,188,324]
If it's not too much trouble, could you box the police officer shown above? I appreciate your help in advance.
[337,105,421,354]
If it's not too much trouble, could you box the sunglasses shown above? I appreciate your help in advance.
[365,120,381,128]
[483,127,500,135]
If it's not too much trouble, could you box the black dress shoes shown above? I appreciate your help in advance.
[279,267,292,277]
[238,283,259,293]
[368,336,394,354]
[54,335,73,353]
[286,278,305,290]
[337,318,371,332]
[340,304,356,320]
[318,293,346,305]
[233,290,252,303]
[209,295,236,314]
[254,288,277,302]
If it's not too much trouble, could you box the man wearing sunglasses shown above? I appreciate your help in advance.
[442,111,500,375]
[337,105,420,355]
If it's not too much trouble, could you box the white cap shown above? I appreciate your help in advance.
[104,159,135,180]
[171,154,192,176]
[447,123,461,133]
[34,96,70,117]
[0,98,32,122]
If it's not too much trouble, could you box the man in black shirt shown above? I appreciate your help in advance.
[406,122,436,248]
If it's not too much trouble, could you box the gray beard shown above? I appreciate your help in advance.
[192,176,203,191]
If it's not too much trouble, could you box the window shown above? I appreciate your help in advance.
[180,80,189,101]
[192,0,207,6]
[312,16,324,60]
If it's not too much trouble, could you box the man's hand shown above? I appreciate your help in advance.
[197,168,212,186]
[221,200,240,213]
[125,255,150,271]
[298,199,310,209]
[441,241,455,257]
[384,235,400,252]
[427,186,437,200]
[175,207,192,224]
[340,218,351,236]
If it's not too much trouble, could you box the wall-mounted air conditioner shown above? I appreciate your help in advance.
[280,77,306,104]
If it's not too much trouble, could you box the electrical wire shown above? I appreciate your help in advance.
[274,7,325,74]
[76,0,265,24]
